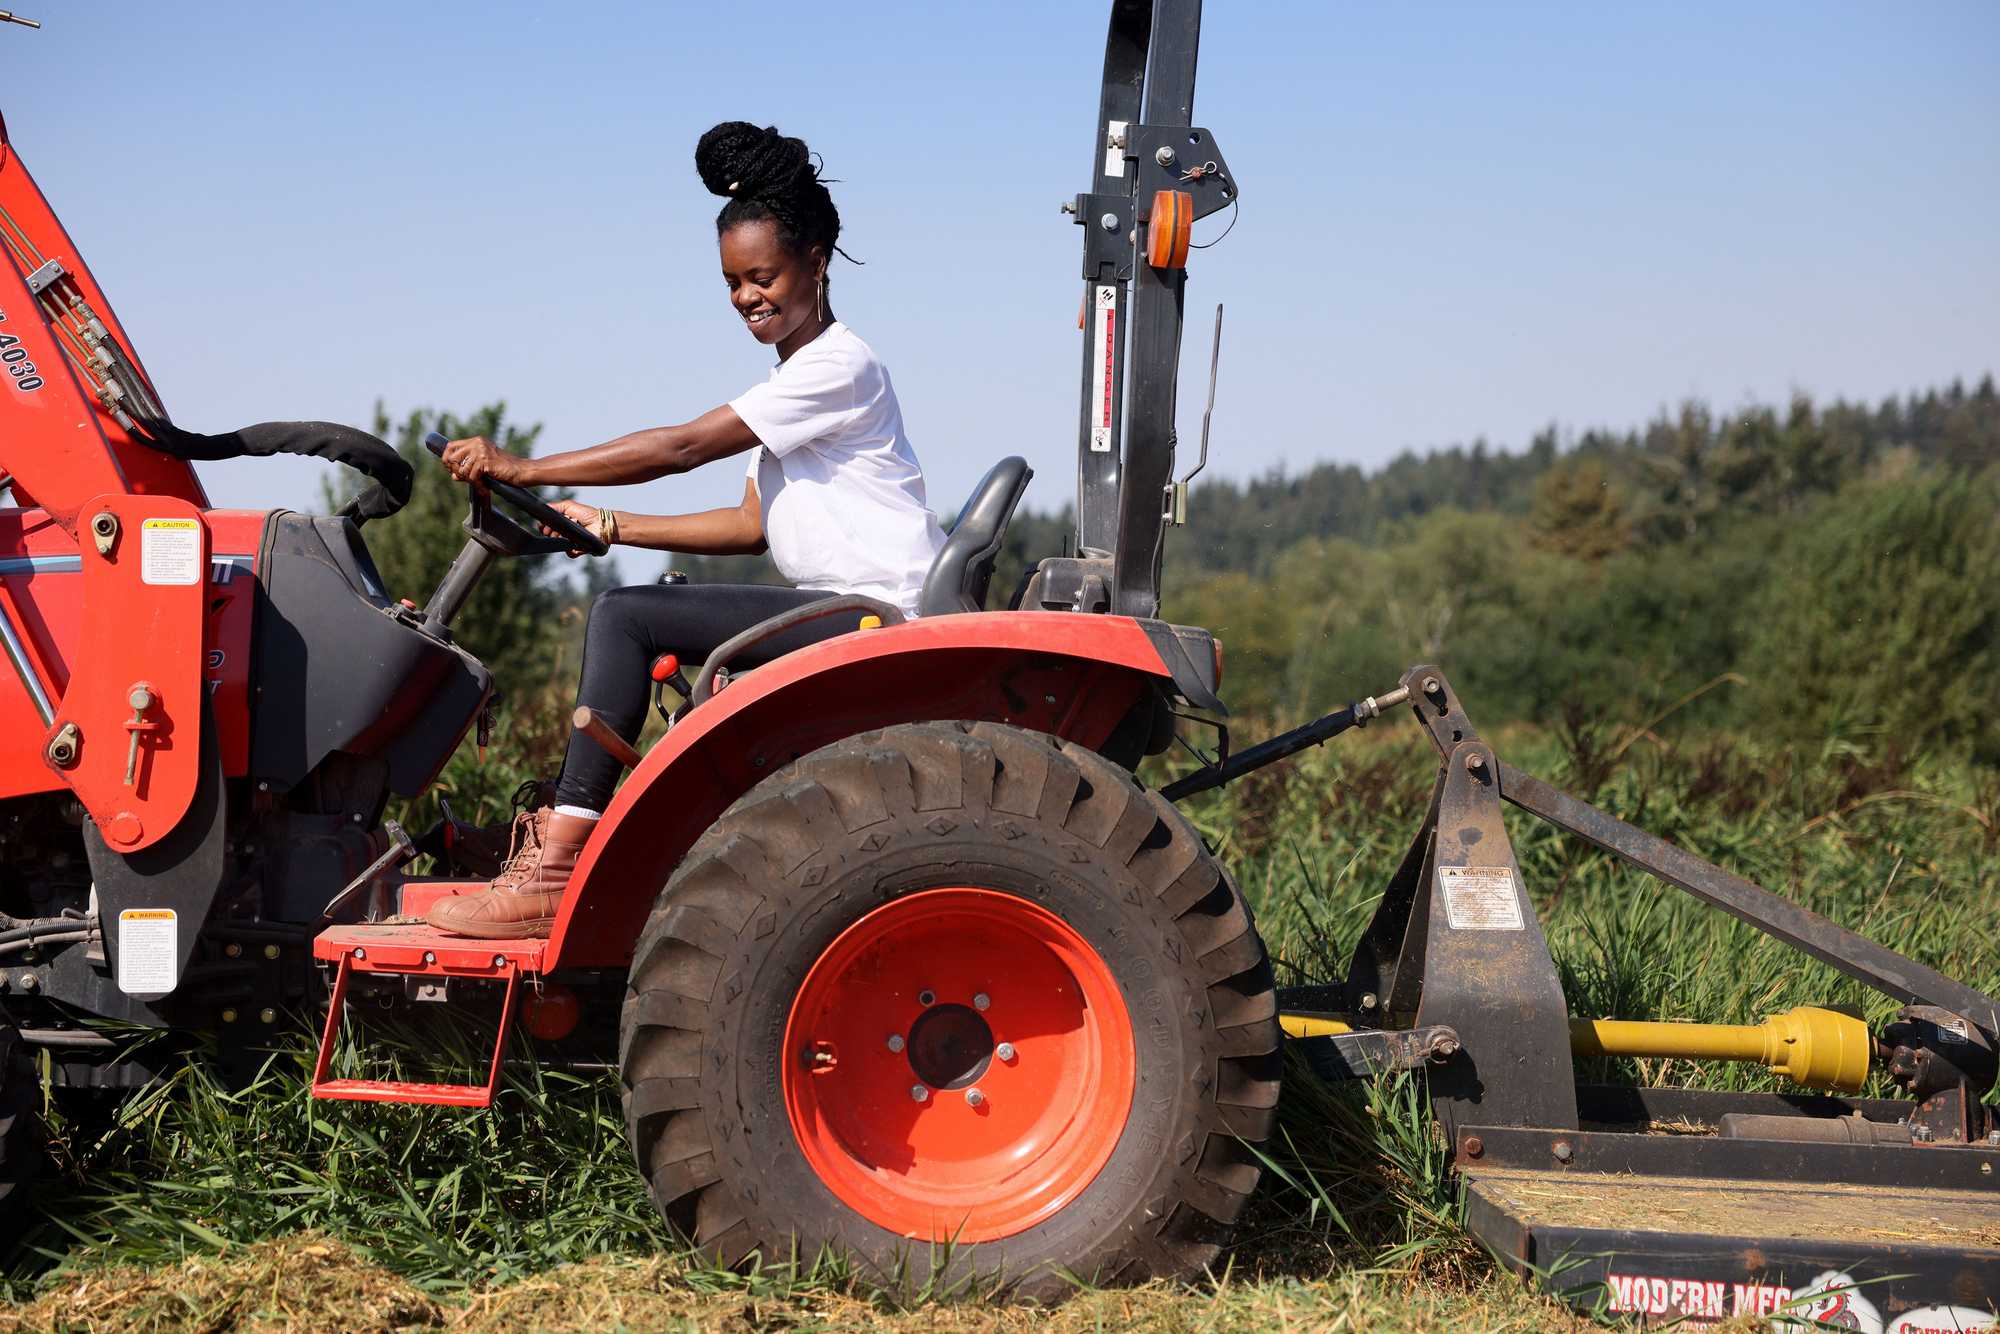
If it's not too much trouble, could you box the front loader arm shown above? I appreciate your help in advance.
[0,110,206,532]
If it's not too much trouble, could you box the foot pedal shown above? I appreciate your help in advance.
[310,949,522,1108]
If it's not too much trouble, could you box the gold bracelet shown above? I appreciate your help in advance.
[597,507,619,547]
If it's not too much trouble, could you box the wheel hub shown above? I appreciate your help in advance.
[905,1003,993,1090]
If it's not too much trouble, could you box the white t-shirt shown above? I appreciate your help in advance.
[729,323,946,618]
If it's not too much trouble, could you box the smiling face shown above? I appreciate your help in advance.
[720,217,829,359]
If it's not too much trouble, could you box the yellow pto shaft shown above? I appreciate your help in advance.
[1570,1005,1873,1093]
[1280,1005,1874,1093]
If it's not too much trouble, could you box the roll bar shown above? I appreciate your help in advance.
[1067,0,1236,618]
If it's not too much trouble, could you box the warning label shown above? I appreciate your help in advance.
[140,518,202,586]
[117,908,177,993]
[1438,866,1524,931]
[1090,285,1116,453]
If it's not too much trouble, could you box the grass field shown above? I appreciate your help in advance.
[2,720,1994,1332]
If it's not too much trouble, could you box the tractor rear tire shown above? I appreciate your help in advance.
[619,721,1280,1299]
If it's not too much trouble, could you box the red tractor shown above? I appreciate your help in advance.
[0,0,1269,1296]
[4,0,1997,1316]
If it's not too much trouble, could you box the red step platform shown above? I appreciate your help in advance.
[310,903,547,1109]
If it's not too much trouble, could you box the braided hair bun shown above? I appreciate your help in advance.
[696,121,849,270]
[695,121,809,200]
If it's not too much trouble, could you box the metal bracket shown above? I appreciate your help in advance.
[1294,1023,1463,1081]
[1131,123,1236,220]
[1071,192,1136,282]
[23,257,63,295]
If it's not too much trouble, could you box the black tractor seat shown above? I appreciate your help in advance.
[639,457,1033,718]
[919,456,1032,617]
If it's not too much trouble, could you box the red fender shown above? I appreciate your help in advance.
[542,611,1184,969]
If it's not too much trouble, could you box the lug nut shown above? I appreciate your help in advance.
[965,1087,986,1109]
[1155,145,1176,167]
[973,993,990,1011]
[910,1085,930,1103]
[886,1034,905,1053]
[996,1042,1017,1063]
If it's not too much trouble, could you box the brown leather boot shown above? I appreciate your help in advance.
[427,808,595,939]
[441,779,558,878]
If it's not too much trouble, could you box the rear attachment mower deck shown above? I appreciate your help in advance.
[1213,666,1999,1327]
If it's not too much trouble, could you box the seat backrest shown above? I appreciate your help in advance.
[918,456,1032,616]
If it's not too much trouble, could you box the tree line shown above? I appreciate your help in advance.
[333,374,1999,824]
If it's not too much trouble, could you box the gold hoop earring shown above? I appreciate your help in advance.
[816,276,826,324]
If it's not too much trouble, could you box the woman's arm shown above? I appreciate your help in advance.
[544,477,766,557]
[441,405,760,490]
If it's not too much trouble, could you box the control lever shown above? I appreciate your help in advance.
[651,654,692,725]
[1167,303,1222,525]
[318,820,416,926]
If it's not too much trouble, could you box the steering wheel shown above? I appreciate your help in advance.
[424,432,609,557]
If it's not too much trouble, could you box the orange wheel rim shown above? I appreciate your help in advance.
[780,888,1136,1242]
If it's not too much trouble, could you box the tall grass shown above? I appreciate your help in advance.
[7,720,1995,1304]
[17,1025,667,1294]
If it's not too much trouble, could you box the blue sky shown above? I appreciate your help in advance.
[7,1,1995,548]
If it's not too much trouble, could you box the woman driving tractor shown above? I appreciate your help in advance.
[428,121,945,939]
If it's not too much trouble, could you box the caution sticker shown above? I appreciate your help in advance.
[140,517,202,585]
[1090,285,1116,453]
[1438,866,1524,931]
[117,908,177,993]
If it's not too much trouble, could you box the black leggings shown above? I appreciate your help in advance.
[554,582,863,811]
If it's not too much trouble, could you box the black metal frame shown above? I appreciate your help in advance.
[1070,0,1236,620]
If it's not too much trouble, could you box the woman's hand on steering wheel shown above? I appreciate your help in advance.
[439,435,526,491]
[543,499,607,558]
[423,431,608,557]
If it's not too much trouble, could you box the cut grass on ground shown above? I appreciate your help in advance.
[0,1232,1594,1334]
